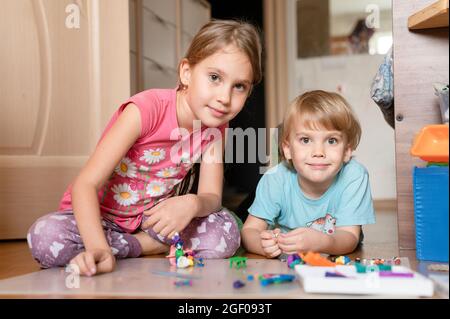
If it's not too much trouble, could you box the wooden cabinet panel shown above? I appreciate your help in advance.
[393,0,449,250]
[143,57,178,89]
[0,0,130,239]
[142,7,177,69]
[143,0,177,24]
[130,0,211,93]
[181,0,211,37]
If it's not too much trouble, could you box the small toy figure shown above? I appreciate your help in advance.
[373,258,385,265]
[393,257,401,265]
[175,240,184,259]
[335,256,351,265]
[166,233,196,268]
[229,256,248,269]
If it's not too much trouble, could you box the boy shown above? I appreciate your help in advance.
[242,90,375,257]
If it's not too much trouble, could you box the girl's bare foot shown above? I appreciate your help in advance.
[133,232,169,255]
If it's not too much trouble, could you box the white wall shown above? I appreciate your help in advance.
[295,54,396,200]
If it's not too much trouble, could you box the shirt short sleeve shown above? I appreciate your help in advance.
[335,170,376,226]
[123,90,163,138]
[248,166,284,226]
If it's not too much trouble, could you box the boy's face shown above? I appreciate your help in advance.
[282,121,352,194]
[179,44,253,128]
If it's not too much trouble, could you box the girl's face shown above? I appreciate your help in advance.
[179,44,254,128]
[282,120,352,196]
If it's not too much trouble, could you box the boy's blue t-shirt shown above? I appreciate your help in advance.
[248,159,376,233]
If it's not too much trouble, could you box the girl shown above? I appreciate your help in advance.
[27,20,262,276]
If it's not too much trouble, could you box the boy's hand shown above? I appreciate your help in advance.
[69,248,116,276]
[142,194,197,239]
[260,228,282,258]
[277,227,328,254]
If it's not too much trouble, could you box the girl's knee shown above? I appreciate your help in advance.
[181,208,242,258]
[27,213,76,268]
[195,235,240,259]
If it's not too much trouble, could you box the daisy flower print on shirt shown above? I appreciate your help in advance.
[140,148,166,165]
[146,179,167,197]
[114,157,138,178]
[111,183,139,206]
[156,167,180,179]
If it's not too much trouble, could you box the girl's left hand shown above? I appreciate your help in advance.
[277,227,328,254]
[142,194,198,239]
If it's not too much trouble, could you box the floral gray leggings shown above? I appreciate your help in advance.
[27,208,240,268]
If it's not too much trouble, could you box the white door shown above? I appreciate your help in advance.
[0,0,130,239]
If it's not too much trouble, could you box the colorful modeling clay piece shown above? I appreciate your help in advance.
[287,254,304,269]
[373,258,385,265]
[247,275,254,281]
[379,272,414,278]
[355,263,392,273]
[258,274,296,286]
[195,258,204,267]
[229,256,248,269]
[300,252,336,267]
[325,271,347,278]
[335,256,351,265]
[233,280,246,289]
[176,256,195,268]
[166,234,197,268]
[174,279,193,287]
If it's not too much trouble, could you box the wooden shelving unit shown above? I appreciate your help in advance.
[394,0,449,252]
[408,0,449,30]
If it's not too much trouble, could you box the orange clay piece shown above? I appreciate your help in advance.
[300,252,336,267]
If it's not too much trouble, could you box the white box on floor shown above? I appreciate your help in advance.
[295,265,434,297]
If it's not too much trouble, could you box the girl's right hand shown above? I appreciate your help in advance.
[260,228,282,258]
[69,248,116,276]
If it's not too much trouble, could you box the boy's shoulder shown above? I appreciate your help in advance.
[260,162,295,183]
[339,158,369,182]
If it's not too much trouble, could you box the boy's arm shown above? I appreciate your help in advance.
[241,215,270,256]
[321,226,361,255]
[278,225,360,256]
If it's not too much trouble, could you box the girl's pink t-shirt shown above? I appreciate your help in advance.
[59,88,227,233]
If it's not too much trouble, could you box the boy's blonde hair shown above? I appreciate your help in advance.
[178,19,263,87]
[280,90,362,166]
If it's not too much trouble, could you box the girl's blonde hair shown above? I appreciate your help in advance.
[178,19,263,88]
[280,90,362,165]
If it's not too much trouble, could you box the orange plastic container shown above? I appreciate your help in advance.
[410,124,449,162]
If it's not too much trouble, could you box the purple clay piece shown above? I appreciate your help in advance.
[233,280,246,289]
